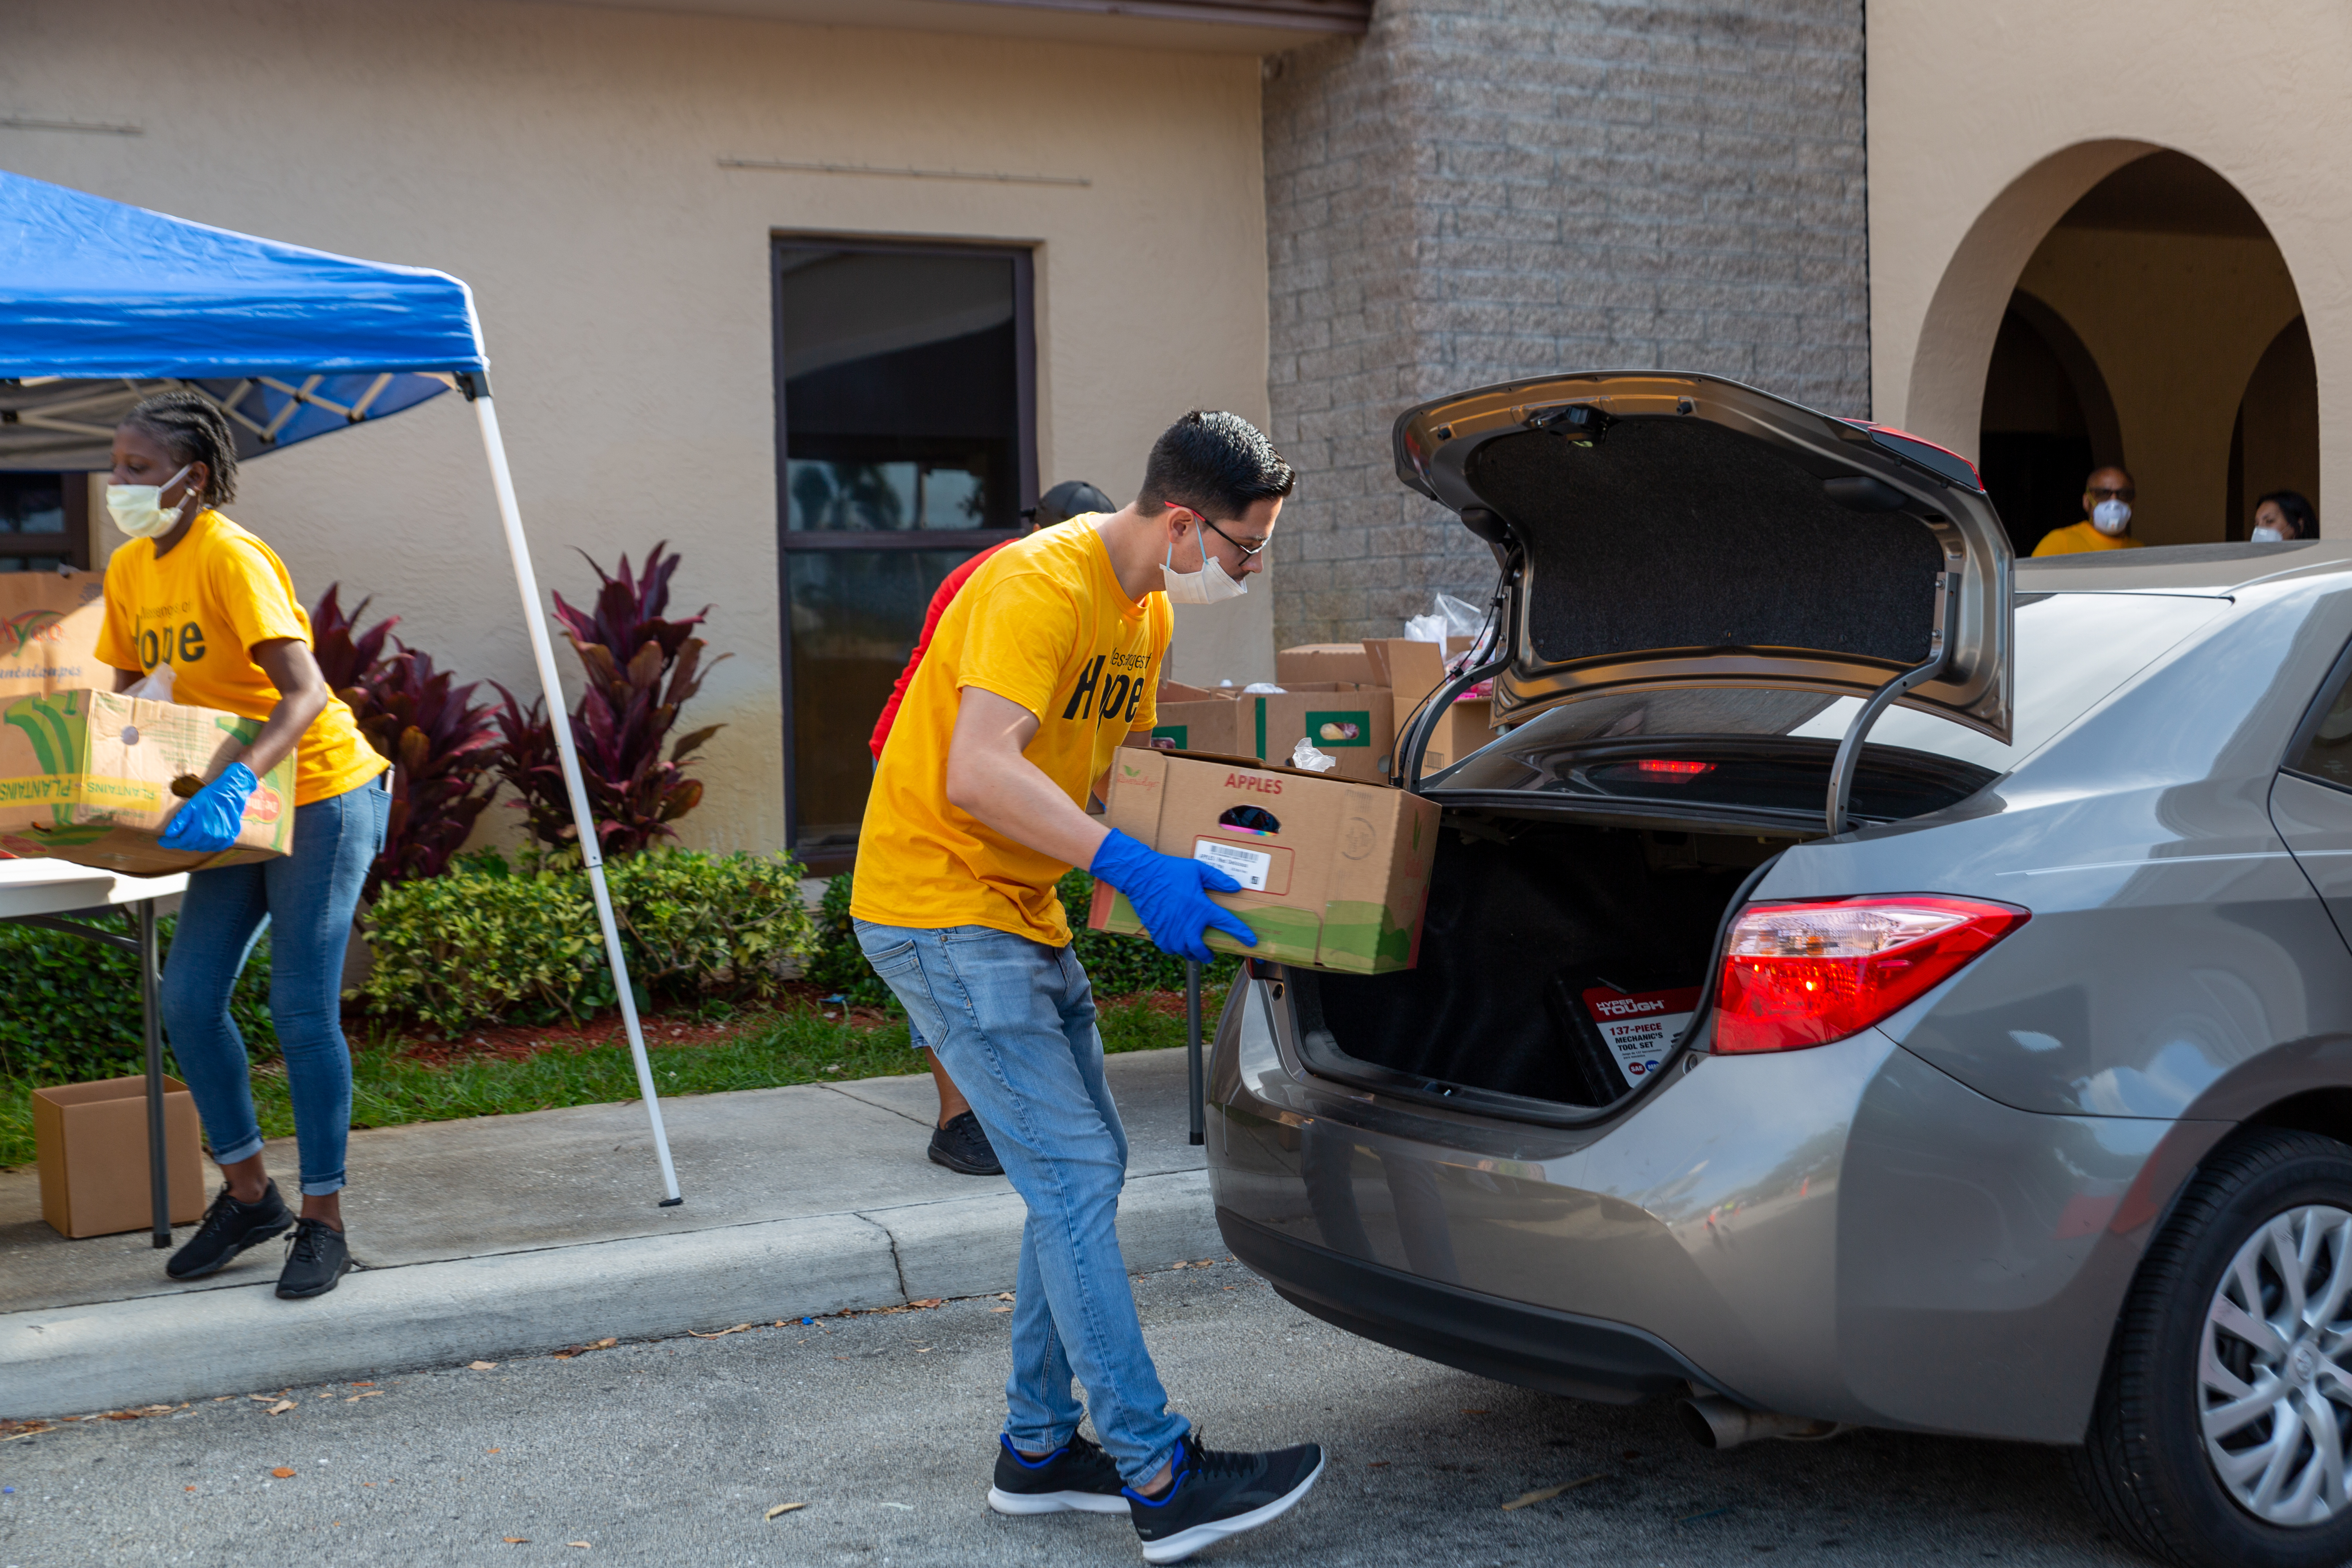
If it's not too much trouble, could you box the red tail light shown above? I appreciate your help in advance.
[1713,895,2028,1054]
[1635,759,1715,776]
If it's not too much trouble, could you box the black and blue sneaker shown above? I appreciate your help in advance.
[1125,1430,1325,1564]
[987,1431,1129,1515]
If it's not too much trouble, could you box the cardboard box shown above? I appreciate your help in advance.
[1129,680,1245,757]
[0,568,107,702]
[1241,683,1396,783]
[1276,643,1383,688]
[1363,638,1499,774]
[0,688,296,874]
[34,1074,205,1238]
[1089,747,1441,974]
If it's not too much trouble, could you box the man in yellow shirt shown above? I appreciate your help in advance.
[2031,466,2145,556]
[853,412,1325,1559]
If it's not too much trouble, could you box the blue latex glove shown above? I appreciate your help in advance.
[158,762,259,854]
[1089,828,1258,964]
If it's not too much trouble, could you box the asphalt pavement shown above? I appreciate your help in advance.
[2,1257,2142,1568]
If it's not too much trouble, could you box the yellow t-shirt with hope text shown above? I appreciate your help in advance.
[95,510,386,807]
[853,519,1169,945]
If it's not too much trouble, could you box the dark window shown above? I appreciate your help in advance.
[2288,644,2352,791]
[773,240,1035,868]
[0,472,89,573]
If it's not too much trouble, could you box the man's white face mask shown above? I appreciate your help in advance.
[106,464,197,540]
[1161,523,1249,605]
[2252,523,2287,543]
[2091,499,2132,536]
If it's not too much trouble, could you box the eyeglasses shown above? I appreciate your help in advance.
[2087,484,2136,501]
[1176,507,1269,559]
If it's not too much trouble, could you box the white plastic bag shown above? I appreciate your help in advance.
[1403,591,1484,644]
[1289,736,1339,773]
[123,664,177,703]
[1241,682,1286,695]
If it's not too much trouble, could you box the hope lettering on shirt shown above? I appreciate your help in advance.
[129,599,207,670]
[1060,650,1153,727]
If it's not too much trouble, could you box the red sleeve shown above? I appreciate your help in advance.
[870,541,1011,758]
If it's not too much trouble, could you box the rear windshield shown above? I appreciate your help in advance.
[1438,591,2231,787]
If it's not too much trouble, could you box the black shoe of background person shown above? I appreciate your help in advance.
[165,1180,296,1280]
[987,1431,1129,1515]
[929,1111,1003,1176]
[275,1217,353,1299]
[1125,1430,1326,1565]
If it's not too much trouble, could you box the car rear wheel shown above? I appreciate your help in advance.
[2076,1128,2352,1568]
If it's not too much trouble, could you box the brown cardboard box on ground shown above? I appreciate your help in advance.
[0,568,107,702]
[1241,683,1395,782]
[1088,747,1440,974]
[1275,642,1383,687]
[35,1074,205,1238]
[1128,680,1245,757]
[1364,637,1499,774]
[0,688,296,874]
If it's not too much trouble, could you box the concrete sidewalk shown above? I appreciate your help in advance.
[0,1049,1220,1417]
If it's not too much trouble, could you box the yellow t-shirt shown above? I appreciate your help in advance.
[2031,520,2145,557]
[853,519,1170,944]
[95,510,386,807]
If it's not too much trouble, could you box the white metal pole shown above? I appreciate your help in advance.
[474,395,682,1205]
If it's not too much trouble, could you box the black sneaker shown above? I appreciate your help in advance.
[165,1180,295,1280]
[1125,1430,1325,1565]
[987,1431,1129,1516]
[929,1111,1003,1176]
[275,1218,352,1299]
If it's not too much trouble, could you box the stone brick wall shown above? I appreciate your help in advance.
[1263,0,1870,646]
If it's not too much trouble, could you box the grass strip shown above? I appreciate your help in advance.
[0,990,1216,1172]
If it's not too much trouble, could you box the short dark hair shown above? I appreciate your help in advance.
[2258,490,2318,539]
[120,390,240,506]
[1138,410,1294,520]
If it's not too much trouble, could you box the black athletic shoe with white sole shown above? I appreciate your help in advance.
[1125,1430,1325,1564]
[988,1431,1129,1515]
[275,1217,352,1299]
[166,1180,295,1279]
[929,1111,1003,1176]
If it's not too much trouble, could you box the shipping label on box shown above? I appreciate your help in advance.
[1246,683,1395,782]
[0,688,295,873]
[0,568,107,702]
[1087,748,1440,974]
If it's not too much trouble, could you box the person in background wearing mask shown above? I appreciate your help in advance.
[2032,466,2143,556]
[869,478,1116,1176]
[2253,490,2318,542]
[854,411,1325,1560]
[98,392,390,1299]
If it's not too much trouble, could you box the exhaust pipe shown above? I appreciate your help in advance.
[1677,1395,1842,1450]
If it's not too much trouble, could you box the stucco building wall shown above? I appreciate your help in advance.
[1,0,1276,856]
[1261,0,1872,647]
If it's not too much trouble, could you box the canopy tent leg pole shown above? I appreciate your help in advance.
[472,396,682,1206]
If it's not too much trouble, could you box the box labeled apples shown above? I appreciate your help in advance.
[1088,748,1440,974]
[0,568,107,702]
[0,688,295,873]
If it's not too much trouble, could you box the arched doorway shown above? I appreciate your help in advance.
[1968,149,2314,550]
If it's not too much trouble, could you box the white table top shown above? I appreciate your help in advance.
[0,857,189,920]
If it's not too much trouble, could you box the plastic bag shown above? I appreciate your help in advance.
[123,664,177,703]
[1241,682,1285,695]
[1289,737,1338,773]
[1403,591,1484,644]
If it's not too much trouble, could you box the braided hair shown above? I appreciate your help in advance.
[120,390,239,507]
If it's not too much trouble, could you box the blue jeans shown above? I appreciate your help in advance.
[855,920,1188,1485]
[162,772,389,1196]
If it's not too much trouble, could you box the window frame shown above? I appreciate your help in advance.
[0,470,92,574]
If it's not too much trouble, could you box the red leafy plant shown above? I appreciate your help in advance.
[490,541,724,860]
[311,586,504,897]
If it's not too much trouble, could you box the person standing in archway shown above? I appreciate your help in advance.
[2253,490,2318,541]
[2031,466,2143,555]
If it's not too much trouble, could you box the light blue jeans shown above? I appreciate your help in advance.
[855,919,1189,1485]
[161,772,389,1196]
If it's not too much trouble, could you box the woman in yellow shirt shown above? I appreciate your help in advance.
[96,392,388,1301]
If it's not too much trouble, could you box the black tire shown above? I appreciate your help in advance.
[2073,1127,2352,1568]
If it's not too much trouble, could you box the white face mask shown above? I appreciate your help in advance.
[2090,499,2132,536]
[1160,526,1250,605]
[2252,523,2286,543]
[105,465,198,540]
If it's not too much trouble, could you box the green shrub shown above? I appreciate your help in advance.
[361,848,814,1033]
[0,917,275,1085]
[801,868,1239,1009]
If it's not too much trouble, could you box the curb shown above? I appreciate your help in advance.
[2,1170,1222,1417]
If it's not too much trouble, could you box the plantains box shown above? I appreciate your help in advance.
[34,1074,205,1238]
[0,688,296,874]
[1088,747,1440,974]
[0,567,107,702]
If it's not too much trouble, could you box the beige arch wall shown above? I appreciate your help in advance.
[1868,0,2352,541]
[3,0,1274,857]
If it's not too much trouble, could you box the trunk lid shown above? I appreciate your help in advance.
[1393,371,2013,741]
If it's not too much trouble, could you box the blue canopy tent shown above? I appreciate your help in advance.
[0,170,682,1207]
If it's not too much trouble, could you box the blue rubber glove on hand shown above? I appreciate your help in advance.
[1089,828,1258,964]
[157,762,260,854]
